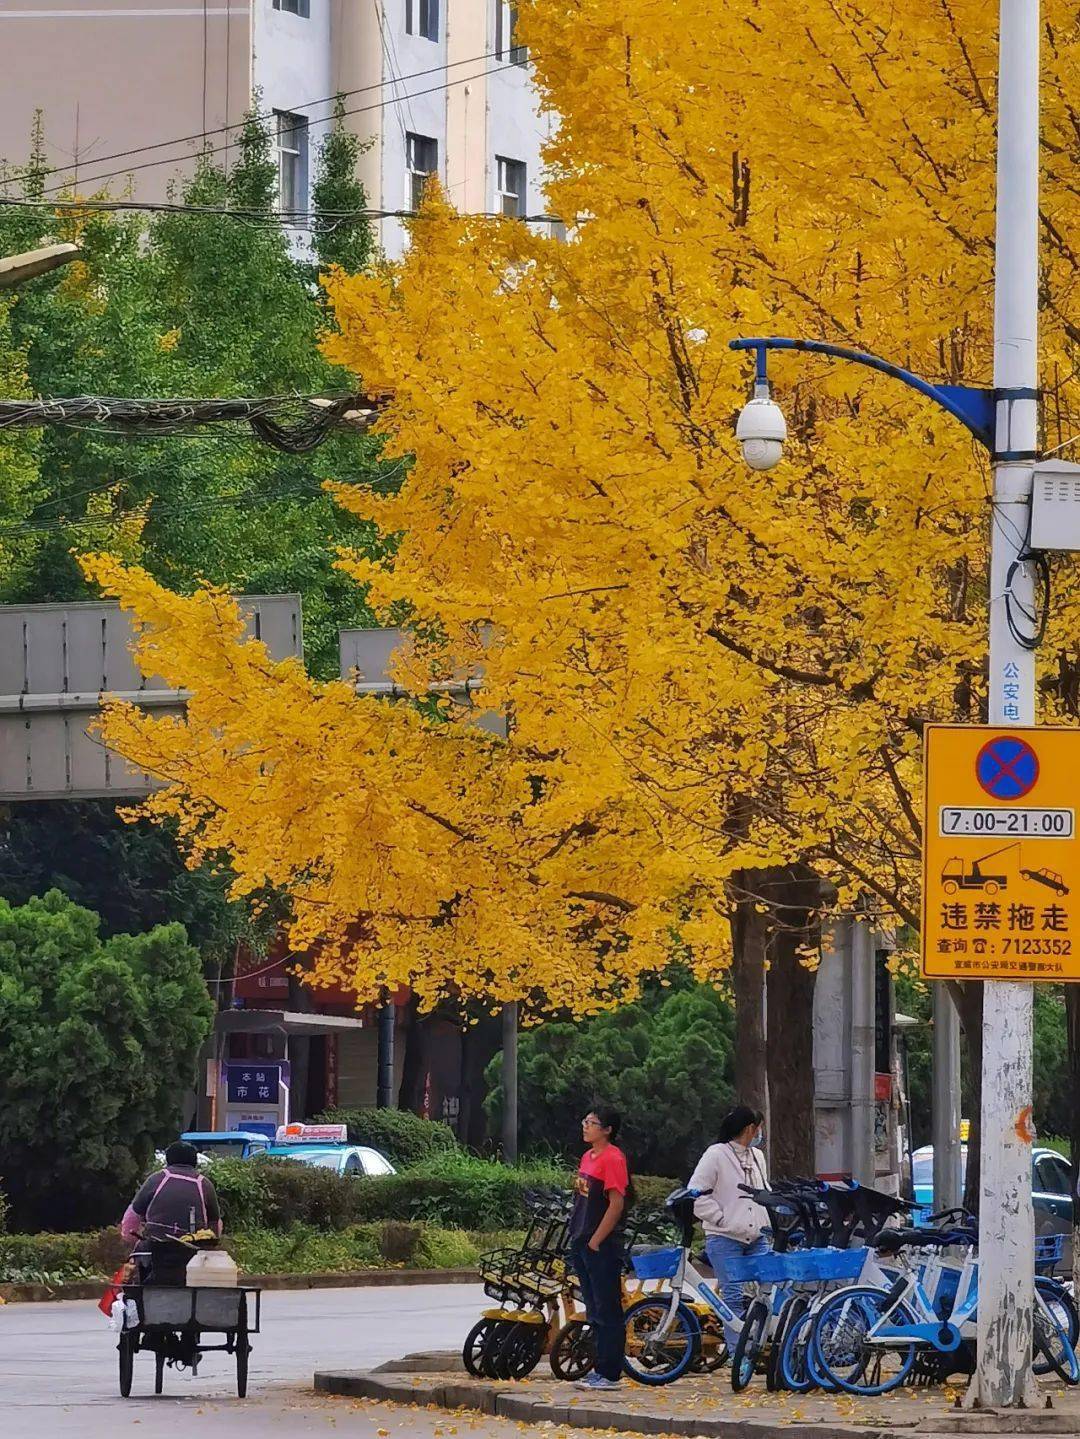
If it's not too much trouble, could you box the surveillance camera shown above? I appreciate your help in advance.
[736,393,787,471]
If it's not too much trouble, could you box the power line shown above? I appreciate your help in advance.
[0,195,565,227]
[0,393,383,452]
[14,47,509,193]
[27,61,521,199]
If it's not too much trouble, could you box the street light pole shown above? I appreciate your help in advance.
[971,0,1041,1408]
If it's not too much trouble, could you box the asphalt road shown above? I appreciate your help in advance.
[0,1283,494,1438]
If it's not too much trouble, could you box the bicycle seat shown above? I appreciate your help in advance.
[874,1226,955,1253]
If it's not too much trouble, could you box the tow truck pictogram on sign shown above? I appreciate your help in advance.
[940,842,1071,896]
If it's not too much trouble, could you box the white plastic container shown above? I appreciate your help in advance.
[185,1249,239,1288]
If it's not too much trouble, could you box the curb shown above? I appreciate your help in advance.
[313,1370,921,1439]
[0,1268,479,1304]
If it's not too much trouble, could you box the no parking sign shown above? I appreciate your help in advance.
[923,726,1080,981]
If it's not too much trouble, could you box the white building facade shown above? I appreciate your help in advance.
[0,2,556,259]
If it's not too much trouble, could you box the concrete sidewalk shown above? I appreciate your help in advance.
[316,1361,1080,1439]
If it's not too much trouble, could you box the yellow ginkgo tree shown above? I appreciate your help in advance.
[86,2,1080,1145]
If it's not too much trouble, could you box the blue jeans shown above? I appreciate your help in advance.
[571,1237,625,1381]
[705,1233,771,1347]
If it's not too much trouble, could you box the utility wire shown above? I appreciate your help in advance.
[0,393,383,452]
[26,64,521,199]
[15,47,513,193]
[0,196,564,227]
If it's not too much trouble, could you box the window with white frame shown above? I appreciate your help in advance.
[495,2,527,64]
[496,157,526,218]
[406,132,439,210]
[273,0,310,16]
[274,110,309,215]
[405,0,439,40]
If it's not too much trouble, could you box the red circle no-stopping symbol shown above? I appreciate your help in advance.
[975,735,1040,800]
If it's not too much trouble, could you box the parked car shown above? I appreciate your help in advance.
[180,1130,273,1161]
[912,1142,1073,1242]
[263,1122,396,1178]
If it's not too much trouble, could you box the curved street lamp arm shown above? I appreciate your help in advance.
[729,335,1010,452]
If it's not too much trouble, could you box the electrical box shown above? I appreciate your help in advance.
[1030,460,1080,552]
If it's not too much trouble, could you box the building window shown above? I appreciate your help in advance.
[496,156,526,218]
[405,0,439,40]
[273,0,310,16]
[274,110,309,215]
[495,2,527,65]
[406,132,438,210]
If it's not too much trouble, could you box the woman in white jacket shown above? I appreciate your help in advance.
[687,1106,770,1343]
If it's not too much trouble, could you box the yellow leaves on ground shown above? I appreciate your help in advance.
[84,2,1080,1006]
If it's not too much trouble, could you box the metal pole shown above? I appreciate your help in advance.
[932,984,962,1211]
[377,1000,396,1109]
[850,917,877,1185]
[502,1001,519,1164]
[972,0,1040,1407]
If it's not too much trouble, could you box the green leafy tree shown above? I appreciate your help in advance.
[0,108,385,677]
[0,890,213,1229]
[310,99,375,279]
[487,977,736,1178]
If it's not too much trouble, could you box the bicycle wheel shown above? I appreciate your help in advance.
[1036,1278,1079,1375]
[118,1331,135,1398]
[811,1286,917,1397]
[623,1296,699,1385]
[481,1319,514,1378]
[463,1319,491,1378]
[235,1294,250,1399]
[731,1298,768,1392]
[498,1320,546,1380]
[550,1320,593,1381]
[1034,1301,1080,1386]
[694,1314,728,1374]
[779,1303,818,1394]
[768,1296,806,1392]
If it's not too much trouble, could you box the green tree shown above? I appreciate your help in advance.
[0,890,213,1230]
[486,977,736,1178]
[0,108,385,677]
[310,99,375,279]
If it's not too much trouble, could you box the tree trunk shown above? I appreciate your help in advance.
[458,1012,502,1151]
[743,864,824,1179]
[728,874,768,1117]
[952,980,984,1214]
[397,995,430,1115]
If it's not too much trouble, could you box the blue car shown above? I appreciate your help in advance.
[912,1142,1073,1245]
[180,1130,271,1161]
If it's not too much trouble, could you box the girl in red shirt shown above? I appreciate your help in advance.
[569,1105,630,1389]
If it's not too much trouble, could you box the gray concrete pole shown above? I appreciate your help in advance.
[850,917,877,1185]
[932,983,962,1210]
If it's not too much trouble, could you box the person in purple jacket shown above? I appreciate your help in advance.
[121,1141,222,1285]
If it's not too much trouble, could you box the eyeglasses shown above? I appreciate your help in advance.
[582,1117,602,1128]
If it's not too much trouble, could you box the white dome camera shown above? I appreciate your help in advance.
[736,385,787,471]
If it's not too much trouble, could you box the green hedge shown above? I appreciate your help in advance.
[318,1107,459,1168]
[0,1222,523,1283]
[0,1227,128,1284]
[205,1151,570,1232]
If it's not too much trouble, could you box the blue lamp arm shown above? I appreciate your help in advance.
[729,336,1002,452]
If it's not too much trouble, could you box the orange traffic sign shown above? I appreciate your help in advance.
[922,726,1080,981]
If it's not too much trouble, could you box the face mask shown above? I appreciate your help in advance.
[752,1132,765,1150]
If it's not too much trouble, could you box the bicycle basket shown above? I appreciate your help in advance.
[1036,1233,1065,1266]
[630,1245,682,1280]
[720,1246,870,1284]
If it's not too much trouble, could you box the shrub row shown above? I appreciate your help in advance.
[206,1151,572,1232]
[0,1222,522,1284]
[318,1107,459,1168]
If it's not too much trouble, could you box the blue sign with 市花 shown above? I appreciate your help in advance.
[225,1062,281,1106]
